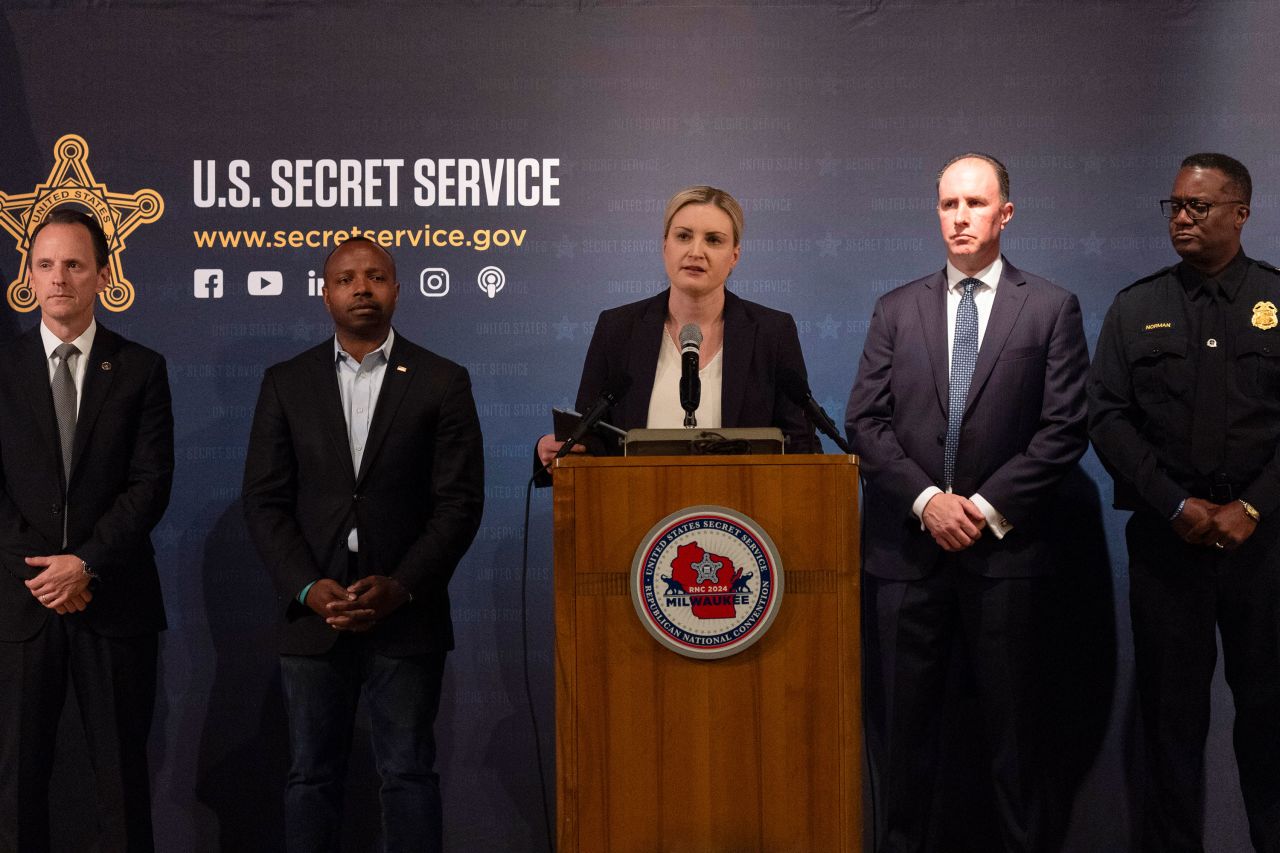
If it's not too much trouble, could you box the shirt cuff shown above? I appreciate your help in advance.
[970,493,1012,539]
[913,486,944,529]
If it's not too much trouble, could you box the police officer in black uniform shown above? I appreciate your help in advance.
[1089,152,1280,852]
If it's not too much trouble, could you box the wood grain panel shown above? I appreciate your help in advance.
[554,455,862,852]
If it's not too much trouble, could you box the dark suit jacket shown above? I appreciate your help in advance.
[0,324,173,641]
[573,289,820,452]
[242,332,484,657]
[845,258,1089,580]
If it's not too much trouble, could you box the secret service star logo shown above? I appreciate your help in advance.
[0,134,164,313]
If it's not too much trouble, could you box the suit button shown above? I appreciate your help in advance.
[51,504,61,516]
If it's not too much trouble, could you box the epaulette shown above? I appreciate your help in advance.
[1118,264,1176,293]
[1252,258,1280,274]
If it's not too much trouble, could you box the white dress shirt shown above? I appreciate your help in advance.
[912,258,1013,539]
[40,318,97,416]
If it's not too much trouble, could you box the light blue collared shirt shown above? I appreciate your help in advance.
[335,328,395,553]
[298,328,396,605]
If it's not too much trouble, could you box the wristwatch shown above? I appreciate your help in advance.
[1239,499,1262,523]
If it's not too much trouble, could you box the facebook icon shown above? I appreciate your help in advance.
[194,268,224,298]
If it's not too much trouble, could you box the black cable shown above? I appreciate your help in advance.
[522,471,555,853]
[690,432,752,455]
[858,473,879,852]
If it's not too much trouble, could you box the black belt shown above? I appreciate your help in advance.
[1186,475,1243,503]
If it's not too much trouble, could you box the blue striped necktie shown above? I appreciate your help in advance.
[944,278,980,490]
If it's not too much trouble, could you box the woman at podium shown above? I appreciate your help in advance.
[536,185,819,468]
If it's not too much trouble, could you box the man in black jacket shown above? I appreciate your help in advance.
[243,237,484,853]
[1089,153,1280,852]
[0,209,173,852]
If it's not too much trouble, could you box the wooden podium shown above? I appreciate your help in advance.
[552,454,862,853]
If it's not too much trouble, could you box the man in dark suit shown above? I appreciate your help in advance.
[845,153,1090,852]
[243,236,484,853]
[0,208,173,852]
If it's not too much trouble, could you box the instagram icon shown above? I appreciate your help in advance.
[419,268,450,297]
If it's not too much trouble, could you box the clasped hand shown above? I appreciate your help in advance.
[24,554,92,614]
[922,492,987,552]
[305,576,411,632]
[1173,497,1257,550]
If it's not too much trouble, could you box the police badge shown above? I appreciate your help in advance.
[1252,300,1278,330]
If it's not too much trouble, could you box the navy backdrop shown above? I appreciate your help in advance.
[1,2,1277,850]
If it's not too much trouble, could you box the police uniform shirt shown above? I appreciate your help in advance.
[1088,251,1280,518]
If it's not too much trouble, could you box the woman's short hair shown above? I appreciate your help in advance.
[662,185,744,247]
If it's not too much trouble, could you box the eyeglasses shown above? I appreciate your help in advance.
[1159,198,1246,221]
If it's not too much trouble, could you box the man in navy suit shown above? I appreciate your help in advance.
[846,154,1090,852]
[243,237,484,852]
[0,209,173,852]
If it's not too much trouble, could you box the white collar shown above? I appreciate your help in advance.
[945,256,1003,293]
[40,317,97,360]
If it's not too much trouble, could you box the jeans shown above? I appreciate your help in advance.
[280,636,446,853]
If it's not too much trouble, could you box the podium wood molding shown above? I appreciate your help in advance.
[553,454,862,853]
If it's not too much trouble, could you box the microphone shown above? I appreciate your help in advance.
[781,369,851,453]
[555,375,631,459]
[679,323,702,428]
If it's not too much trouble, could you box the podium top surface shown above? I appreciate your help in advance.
[553,452,859,470]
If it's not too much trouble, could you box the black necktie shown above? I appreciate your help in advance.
[1191,282,1227,476]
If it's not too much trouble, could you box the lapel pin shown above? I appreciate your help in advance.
[396,365,408,373]
[100,362,112,371]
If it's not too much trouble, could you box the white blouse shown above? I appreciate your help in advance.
[645,328,723,428]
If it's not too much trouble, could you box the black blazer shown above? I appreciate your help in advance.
[0,324,173,641]
[845,259,1090,580]
[573,289,819,452]
[242,332,484,656]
